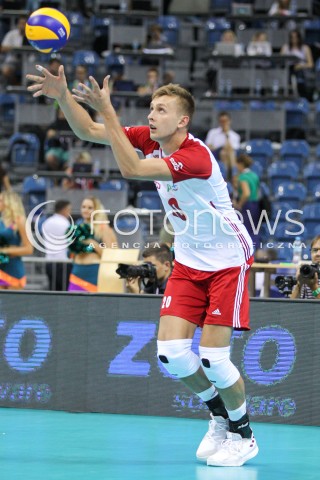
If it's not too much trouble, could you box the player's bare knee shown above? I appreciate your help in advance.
[199,346,240,389]
[157,339,200,378]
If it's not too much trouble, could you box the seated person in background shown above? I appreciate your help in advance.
[0,162,11,192]
[0,15,27,86]
[205,111,240,181]
[126,242,173,294]
[62,151,95,190]
[137,67,160,96]
[247,32,272,56]
[206,30,243,96]
[233,153,261,249]
[291,235,320,299]
[44,107,71,171]
[280,29,314,98]
[268,0,291,16]
[69,64,90,91]
[136,67,161,107]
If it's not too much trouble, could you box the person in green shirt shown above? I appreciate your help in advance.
[234,153,261,249]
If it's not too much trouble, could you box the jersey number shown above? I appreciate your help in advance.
[168,198,187,221]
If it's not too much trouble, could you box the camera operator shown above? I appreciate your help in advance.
[126,243,173,294]
[291,235,320,299]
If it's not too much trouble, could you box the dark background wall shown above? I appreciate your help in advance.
[0,292,319,426]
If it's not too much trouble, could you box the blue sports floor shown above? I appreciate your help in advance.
[0,408,318,480]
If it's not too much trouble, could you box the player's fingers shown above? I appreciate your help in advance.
[26,74,44,83]
[33,90,43,98]
[35,64,50,76]
[72,94,88,104]
[103,75,111,90]
[58,64,66,79]
[89,75,100,91]
[27,83,43,92]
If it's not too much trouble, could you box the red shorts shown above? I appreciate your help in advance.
[160,257,253,330]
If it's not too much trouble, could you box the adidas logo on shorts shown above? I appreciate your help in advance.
[212,308,221,315]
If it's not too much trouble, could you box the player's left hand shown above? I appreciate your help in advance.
[72,75,113,113]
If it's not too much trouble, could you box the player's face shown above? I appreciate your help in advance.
[148,96,186,142]
[311,240,320,264]
[81,199,95,222]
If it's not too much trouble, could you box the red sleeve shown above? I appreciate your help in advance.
[163,145,212,183]
[122,126,159,154]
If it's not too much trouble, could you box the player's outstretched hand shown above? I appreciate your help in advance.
[72,75,113,114]
[26,65,68,100]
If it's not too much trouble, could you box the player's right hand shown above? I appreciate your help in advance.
[26,64,67,100]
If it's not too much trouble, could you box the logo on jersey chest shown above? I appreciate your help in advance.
[167,183,178,192]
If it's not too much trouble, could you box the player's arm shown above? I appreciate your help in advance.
[26,65,110,145]
[72,75,173,181]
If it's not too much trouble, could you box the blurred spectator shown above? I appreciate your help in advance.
[44,107,71,171]
[205,111,240,180]
[126,242,173,294]
[291,235,320,299]
[68,196,117,292]
[62,150,96,190]
[0,162,11,192]
[162,70,175,85]
[69,64,90,91]
[0,191,33,289]
[247,32,272,56]
[268,0,291,15]
[136,67,160,107]
[206,30,243,96]
[280,29,314,99]
[42,199,72,291]
[146,24,167,49]
[233,154,261,249]
[0,15,27,86]
[137,67,160,96]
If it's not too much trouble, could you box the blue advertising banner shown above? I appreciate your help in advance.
[0,292,319,426]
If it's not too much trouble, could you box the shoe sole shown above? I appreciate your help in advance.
[207,444,259,467]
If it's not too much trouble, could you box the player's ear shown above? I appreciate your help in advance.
[178,115,189,128]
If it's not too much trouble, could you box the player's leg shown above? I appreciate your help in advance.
[199,261,258,467]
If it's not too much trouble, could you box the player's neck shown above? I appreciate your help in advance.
[160,131,188,156]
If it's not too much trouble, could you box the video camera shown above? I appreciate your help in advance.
[116,262,157,281]
[275,263,320,296]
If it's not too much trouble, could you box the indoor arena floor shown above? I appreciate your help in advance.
[0,408,318,480]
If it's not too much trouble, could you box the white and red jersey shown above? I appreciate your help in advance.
[124,126,253,271]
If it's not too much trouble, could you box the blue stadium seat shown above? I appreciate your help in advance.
[0,93,15,123]
[249,100,276,111]
[250,161,264,178]
[91,15,111,37]
[214,100,244,111]
[9,133,40,169]
[105,53,126,78]
[284,98,309,131]
[311,183,320,202]
[158,16,180,46]
[270,201,295,221]
[206,18,231,46]
[304,19,320,45]
[244,139,273,171]
[267,161,299,192]
[303,162,320,192]
[302,203,320,239]
[136,191,162,210]
[274,181,307,209]
[99,179,128,191]
[274,221,306,242]
[316,143,320,160]
[279,140,310,171]
[315,101,320,129]
[210,0,232,14]
[72,50,100,76]
[67,12,85,42]
[22,176,51,214]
